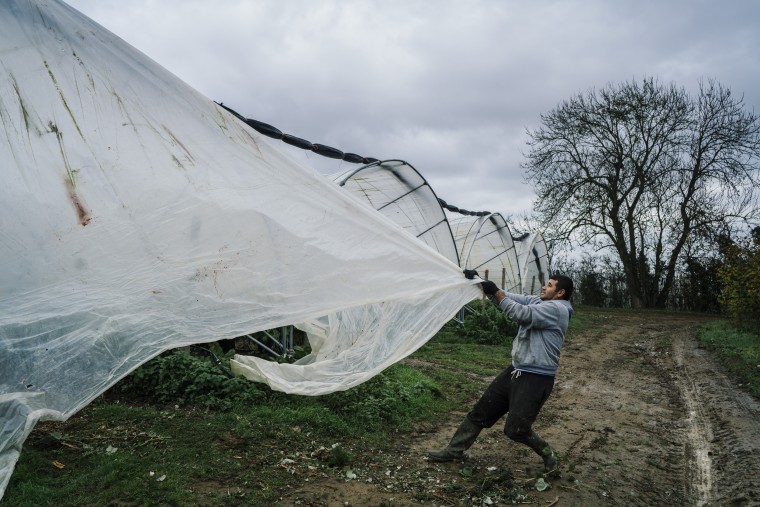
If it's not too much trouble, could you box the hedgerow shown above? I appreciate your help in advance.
[717,230,760,326]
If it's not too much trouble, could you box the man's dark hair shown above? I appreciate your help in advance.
[550,274,573,300]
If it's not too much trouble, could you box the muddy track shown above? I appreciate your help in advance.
[533,311,760,506]
[671,327,760,506]
[281,310,760,506]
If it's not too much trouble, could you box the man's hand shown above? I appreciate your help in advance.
[480,281,500,296]
[463,269,479,279]
[464,269,500,296]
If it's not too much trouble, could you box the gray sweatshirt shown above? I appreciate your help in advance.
[495,293,573,376]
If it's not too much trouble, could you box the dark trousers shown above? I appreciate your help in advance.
[466,365,554,444]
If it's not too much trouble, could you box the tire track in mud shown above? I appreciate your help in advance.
[672,332,760,506]
[542,316,684,506]
[672,336,714,506]
[555,313,760,507]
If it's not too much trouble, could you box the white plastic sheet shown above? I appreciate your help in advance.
[331,161,460,266]
[0,0,480,497]
[514,232,549,296]
[447,212,522,293]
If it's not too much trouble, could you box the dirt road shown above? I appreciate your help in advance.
[282,310,760,506]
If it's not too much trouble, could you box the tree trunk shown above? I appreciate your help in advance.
[616,246,645,309]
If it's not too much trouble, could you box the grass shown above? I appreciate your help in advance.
[697,320,760,397]
[566,304,606,335]
[413,342,506,377]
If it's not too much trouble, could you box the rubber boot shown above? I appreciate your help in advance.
[524,431,558,474]
[427,418,482,462]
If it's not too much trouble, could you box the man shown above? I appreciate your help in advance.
[427,271,574,474]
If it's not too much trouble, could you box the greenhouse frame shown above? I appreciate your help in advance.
[332,160,548,296]
[331,160,460,266]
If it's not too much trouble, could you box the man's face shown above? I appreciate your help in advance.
[540,279,565,301]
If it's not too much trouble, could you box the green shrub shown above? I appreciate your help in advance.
[464,303,518,345]
[437,302,518,346]
[115,349,268,410]
[114,348,445,434]
[717,230,760,325]
[318,365,442,431]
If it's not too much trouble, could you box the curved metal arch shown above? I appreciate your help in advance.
[447,212,522,293]
[513,232,549,296]
[331,160,460,266]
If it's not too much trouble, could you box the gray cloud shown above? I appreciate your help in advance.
[65,0,760,219]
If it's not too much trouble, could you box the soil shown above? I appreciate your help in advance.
[277,310,760,506]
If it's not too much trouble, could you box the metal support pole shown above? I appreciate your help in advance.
[245,334,282,358]
[282,326,294,357]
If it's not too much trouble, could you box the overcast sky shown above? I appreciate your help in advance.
[64,0,760,220]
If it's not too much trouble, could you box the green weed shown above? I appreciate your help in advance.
[113,348,269,410]
[436,301,518,346]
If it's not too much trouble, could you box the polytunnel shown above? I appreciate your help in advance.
[0,0,482,498]
[445,212,522,293]
[331,160,460,265]
[513,232,550,296]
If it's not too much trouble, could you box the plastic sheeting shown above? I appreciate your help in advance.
[514,232,549,296]
[0,0,480,498]
[331,161,460,265]
[447,212,522,293]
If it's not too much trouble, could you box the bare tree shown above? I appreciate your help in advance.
[524,78,760,308]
